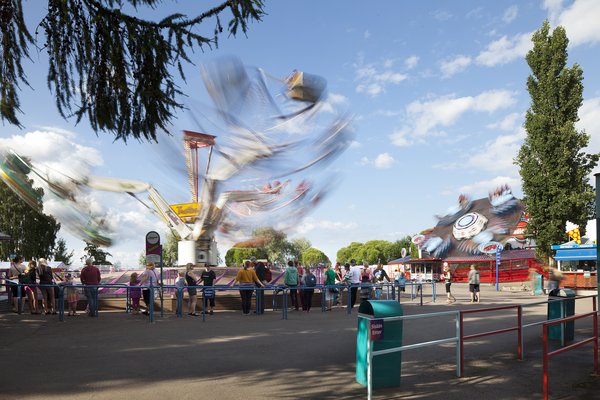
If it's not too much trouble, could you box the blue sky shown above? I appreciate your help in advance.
[2,0,600,267]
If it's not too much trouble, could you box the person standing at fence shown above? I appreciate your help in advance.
[80,258,101,317]
[63,273,79,316]
[184,263,199,316]
[200,264,217,315]
[324,264,337,310]
[284,260,299,311]
[373,263,390,300]
[254,261,268,314]
[301,266,317,312]
[468,264,480,303]
[235,261,264,315]
[174,270,186,316]
[129,272,142,315]
[8,256,26,313]
[140,262,160,316]
[349,259,362,308]
[21,260,39,314]
[414,271,424,298]
[442,262,456,304]
[37,258,56,315]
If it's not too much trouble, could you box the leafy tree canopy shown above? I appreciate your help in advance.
[336,237,418,265]
[81,241,112,265]
[516,20,599,259]
[224,247,267,267]
[1,0,265,142]
[0,180,60,261]
[300,247,329,267]
[53,238,74,265]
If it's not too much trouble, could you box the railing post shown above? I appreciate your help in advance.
[17,284,22,314]
[202,287,206,322]
[282,288,288,320]
[459,311,464,377]
[419,284,423,306]
[543,324,549,400]
[322,285,326,312]
[455,310,461,377]
[594,311,599,375]
[177,287,183,317]
[149,285,154,323]
[58,285,65,322]
[347,285,352,315]
[517,305,522,360]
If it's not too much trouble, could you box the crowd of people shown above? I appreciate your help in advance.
[5,255,485,318]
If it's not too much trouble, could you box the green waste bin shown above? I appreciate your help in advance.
[547,288,575,341]
[356,300,403,389]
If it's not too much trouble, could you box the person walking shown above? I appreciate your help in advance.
[235,261,264,315]
[284,260,300,311]
[468,264,480,303]
[442,262,456,304]
[373,263,390,300]
[200,265,217,315]
[80,258,101,316]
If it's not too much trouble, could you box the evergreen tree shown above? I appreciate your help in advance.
[81,242,112,265]
[53,238,74,265]
[300,247,329,266]
[0,181,60,260]
[516,21,599,259]
[1,0,265,142]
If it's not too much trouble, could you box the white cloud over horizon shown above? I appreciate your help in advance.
[354,55,408,97]
[389,89,517,146]
[440,55,472,78]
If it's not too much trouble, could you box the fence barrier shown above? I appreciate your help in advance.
[542,311,598,400]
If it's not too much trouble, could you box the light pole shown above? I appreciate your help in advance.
[595,173,600,304]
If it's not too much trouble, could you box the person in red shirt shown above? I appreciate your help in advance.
[80,258,101,317]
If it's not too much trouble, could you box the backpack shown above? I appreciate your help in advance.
[264,268,272,282]
[305,273,317,287]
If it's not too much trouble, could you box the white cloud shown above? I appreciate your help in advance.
[440,55,472,78]
[401,90,516,138]
[486,112,523,131]
[354,55,408,97]
[328,93,349,104]
[364,30,371,39]
[466,128,526,173]
[349,140,363,149]
[556,0,600,46]
[389,129,412,147]
[476,32,533,67]
[359,156,370,166]
[433,9,452,21]
[374,153,397,169]
[295,217,358,235]
[578,97,600,154]
[502,5,519,24]
[544,0,565,25]
[405,55,419,70]
[451,176,522,197]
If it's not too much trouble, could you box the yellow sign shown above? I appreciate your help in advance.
[170,203,201,218]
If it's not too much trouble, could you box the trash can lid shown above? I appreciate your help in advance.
[558,288,576,297]
[358,300,403,318]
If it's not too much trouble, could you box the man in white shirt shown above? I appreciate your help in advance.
[349,259,362,308]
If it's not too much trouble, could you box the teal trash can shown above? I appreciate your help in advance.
[547,288,575,341]
[356,300,403,389]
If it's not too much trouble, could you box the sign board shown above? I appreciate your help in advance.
[145,231,161,264]
[478,241,504,255]
[170,203,201,218]
[370,319,384,341]
[401,248,407,258]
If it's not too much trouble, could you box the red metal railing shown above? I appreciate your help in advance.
[459,305,523,377]
[542,312,598,400]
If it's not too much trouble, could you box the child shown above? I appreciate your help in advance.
[129,272,142,315]
[360,268,372,302]
[63,273,79,316]
[174,270,186,316]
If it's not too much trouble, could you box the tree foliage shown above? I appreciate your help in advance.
[81,242,112,265]
[515,21,599,259]
[53,238,74,265]
[0,180,60,261]
[224,247,268,267]
[1,0,265,142]
[300,247,329,266]
[336,237,417,265]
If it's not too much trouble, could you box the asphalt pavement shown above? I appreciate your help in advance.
[1,283,599,400]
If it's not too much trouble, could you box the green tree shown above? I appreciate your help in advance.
[252,227,292,264]
[81,242,112,265]
[162,231,179,268]
[336,242,363,264]
[0,181,60,261]
[515,21,599,259]
[224,247,268,267]
[1,0,265,142]
[53,238,74,265]
[289,238,312,261]
[300,247,329,266]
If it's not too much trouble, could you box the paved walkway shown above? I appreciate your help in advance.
[1,284,599,399]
